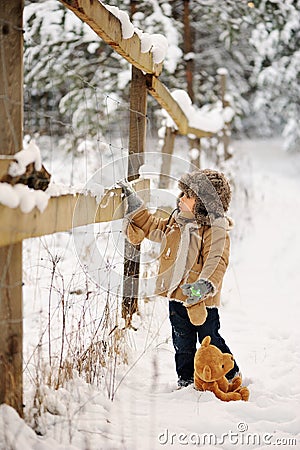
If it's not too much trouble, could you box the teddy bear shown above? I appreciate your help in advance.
[194,336,249,402]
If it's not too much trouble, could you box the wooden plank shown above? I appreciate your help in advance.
[0,244,23,413]
[59,1,214,139]
[183,0,194,102]
[0,179,149,247]
[0,9,23,154]
[159,126,176,189]
[218,71,231,160]
[122,67,148,328]
[0,157,14,180]
[128,67,147,178]
[0,0,23,416]
[0,194,116,247]
[188,136,201,169]
[146,75,189,135]
[59,0,162,76]
[146,76,214,138]
[187,125,214,138]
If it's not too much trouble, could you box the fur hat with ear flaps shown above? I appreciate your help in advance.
[178,169,231,225]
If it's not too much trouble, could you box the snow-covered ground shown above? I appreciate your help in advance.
[1,139,300,449]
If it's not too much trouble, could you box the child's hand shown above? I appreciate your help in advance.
[181,279,214,306]
[117,180,143,214]
[117,180,135,197]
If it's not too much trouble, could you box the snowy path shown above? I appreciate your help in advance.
[100,139,300,449]
[1,139,300,449]
[103,139,300,449]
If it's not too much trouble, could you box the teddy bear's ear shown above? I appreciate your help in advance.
[201,336,211,347]
[202,365,212,381]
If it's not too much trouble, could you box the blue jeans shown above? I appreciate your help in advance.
[169,301,239,382]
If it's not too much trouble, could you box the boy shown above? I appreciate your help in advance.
[121,169,239,388]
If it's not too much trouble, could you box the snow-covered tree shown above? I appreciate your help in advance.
[178,1,256,133]
[129,1,256,133]
[24,0,130,150]
[250,0,300,150]
[23,0,299,151]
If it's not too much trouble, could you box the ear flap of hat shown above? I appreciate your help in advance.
[176,191,184,209]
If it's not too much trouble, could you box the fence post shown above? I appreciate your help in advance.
[122,66,147,327]
[0,0,24,416]
[183,0,194,102]
[188,136,201,169]
[159,126,176,189]
[218,69,231,160]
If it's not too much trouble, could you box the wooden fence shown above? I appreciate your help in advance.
[0,0,229,415]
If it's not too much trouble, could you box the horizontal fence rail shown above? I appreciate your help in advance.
[0,179,149,247]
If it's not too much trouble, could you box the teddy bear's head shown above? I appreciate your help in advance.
[194,336,234,382]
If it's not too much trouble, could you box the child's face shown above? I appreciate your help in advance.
[179,194,196,213]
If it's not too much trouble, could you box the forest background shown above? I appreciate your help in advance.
[24,0,300,154]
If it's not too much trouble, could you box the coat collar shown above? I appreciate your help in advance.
[175,210,200,229]
[175,209,234,231]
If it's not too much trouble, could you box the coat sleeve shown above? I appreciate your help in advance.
[199,224,230,293]
[124,205,170,245]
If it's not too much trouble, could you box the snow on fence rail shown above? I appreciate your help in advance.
[0,178,149,247]
[0,0,232,417]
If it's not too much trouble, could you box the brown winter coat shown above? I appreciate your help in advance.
[124,206,232,325]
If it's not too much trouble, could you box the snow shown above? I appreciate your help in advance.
[188,148,200,160]
[45,182,79,197]
[168,90,229,133]
[24,0,94,45]
[117,69,131,90]
[0,183,49,213]
[105,5,135,40]
[0,132,109,212]
[190,107,224,133]
[0,404,77,450]
[0,183,20,209]
[131,0,182,73]
[14,184,48,214]
[101,1,169,65]
[85,181,105,203]
[45,181,106,204]
[146,34,169,65]
[217,67,228,76]
[138,31,168,64]
[223,106,235,123]
[138,30,152,52]
[184,52,195,61]
[1,138,299,449]
[8,141,42,177]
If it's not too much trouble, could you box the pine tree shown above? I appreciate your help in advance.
[24,0,299,151]
[24,0,129,149]
[250,0,300,150]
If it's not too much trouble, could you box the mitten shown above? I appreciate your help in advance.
[181,279,214,306]
[118,180,143,214]
[186,301,208,326]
